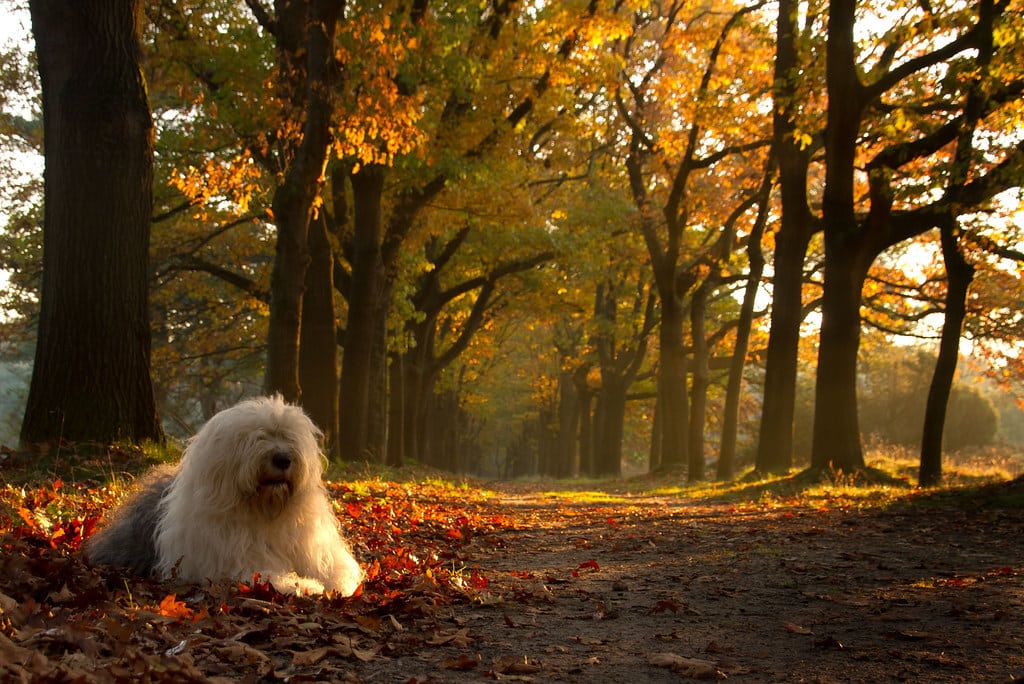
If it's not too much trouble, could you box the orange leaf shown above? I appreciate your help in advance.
[158,594,194,620]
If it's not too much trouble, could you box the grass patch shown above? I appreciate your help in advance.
[0,439,178,488]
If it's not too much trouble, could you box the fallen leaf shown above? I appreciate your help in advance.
[442,653,479,670]
[650,652,722,679]
[427,628,473,648]
[292,645,334,666]
[784,622,813,635]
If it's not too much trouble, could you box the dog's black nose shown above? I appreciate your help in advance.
[271,452,292,471]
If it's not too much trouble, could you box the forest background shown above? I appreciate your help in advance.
[1,0,1023,484]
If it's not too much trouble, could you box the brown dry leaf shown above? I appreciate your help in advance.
[46,585,75,604]
[783,621,813,635]
[493,655,542,674]
[292,645,334,666]
[0,591,17,613]
[0,631,36,667]
[442,653,480,670]
[427,627,472,648]
[334,637,379,663]
[650,652,723,679]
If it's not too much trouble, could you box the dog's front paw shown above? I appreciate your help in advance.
[264,571,326,596]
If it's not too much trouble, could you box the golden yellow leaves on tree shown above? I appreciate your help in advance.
[331,9,426,171]
[170,152,263,216]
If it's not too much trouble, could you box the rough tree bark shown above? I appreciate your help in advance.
[22,0,163,445]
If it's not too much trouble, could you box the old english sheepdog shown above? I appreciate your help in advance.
[86,395,361,596]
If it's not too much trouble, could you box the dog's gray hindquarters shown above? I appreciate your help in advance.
[85,466,177,577]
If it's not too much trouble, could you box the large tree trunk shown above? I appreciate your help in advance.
[755,0,814,474]
[593,376,627,478]
[22,0,163,445]
[810,0,867,472]
[338,165,388,461]
[656,301,689,473]
[264,0,343,402]
[299,212,339,456]
[810,243,869,471]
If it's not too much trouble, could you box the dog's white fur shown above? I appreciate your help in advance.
[87,396,361,596]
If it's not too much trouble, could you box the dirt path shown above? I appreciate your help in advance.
[359,488,1024,682]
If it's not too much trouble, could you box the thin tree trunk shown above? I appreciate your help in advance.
[719,178,770,479]
[557,369,580,478]
[23,0,163,445]
[687,283,709,480]
[919,219,974,486]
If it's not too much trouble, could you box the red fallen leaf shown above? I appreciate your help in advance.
[446,527,463,539]
[469,569,489,589]
[577,560,600,572]
[346,502,363,519]
[52,478,63,491]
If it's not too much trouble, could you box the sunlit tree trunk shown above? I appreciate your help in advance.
[22,0,163,445]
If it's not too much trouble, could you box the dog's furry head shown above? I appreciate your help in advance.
[172,395,325,521]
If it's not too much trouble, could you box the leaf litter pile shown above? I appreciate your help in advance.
[2,457,1024,682]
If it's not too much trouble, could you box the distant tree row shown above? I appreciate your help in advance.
[1,0,1022,484]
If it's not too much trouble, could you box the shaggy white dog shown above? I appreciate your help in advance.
[86,395,361,596]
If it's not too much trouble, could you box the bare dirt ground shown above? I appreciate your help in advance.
[359,482,1024,683]
[1,467,1023,683]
